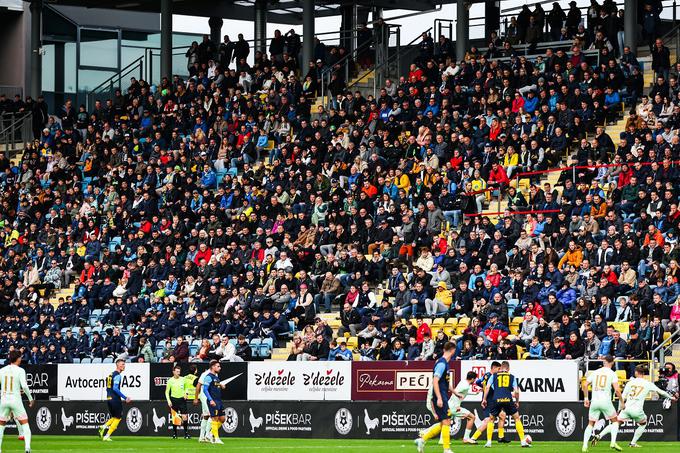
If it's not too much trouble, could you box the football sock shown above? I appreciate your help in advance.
[16,421,24,437]
[472,426,484,440]
[172,424,177,436]
[498,422,505,439]
[583,425,593,450]
[515,419,525,441]
[0,424,6,450]
[441,424,451,450]
[610,422,619,446]
[631,425,646,444]
[422,423,442,441]
[200,418,208,438]
[464,428,472,440]
[105,418,120,439]
[183,420,188,434]
[22,424,31,451]
[487,423,494,442]
[211,420,221,440]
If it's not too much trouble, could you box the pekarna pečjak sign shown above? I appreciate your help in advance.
[351,361,460,401]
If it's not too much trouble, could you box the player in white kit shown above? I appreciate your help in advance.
[193,367,213,442]
[0,351,34,453]
[593,365,677,447]
[421,370,478,448]
[581,355,623,453]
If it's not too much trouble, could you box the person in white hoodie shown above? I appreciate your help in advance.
[518,312,538,347]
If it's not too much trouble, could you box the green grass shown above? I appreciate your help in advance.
[1,437,680,453]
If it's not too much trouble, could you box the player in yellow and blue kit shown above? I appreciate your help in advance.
[470,361,508,445]
[415,342,456,453]
[202,360,225,444]
[482,361,531,448]
[99,359,131,441]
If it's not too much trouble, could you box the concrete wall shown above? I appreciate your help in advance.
[0,9,26,96]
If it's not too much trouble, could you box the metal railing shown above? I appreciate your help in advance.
[0,112,33,158]
[0,86,24,99]
[319,23,401,110]
[341,26,430,104]
[653,329,680,381]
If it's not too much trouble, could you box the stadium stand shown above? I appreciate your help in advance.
[1,0,680,378]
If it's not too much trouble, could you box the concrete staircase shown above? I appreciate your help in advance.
[45,283,76,309]
[310,69,376,113]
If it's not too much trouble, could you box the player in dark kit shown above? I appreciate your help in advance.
[482,361,531,448]
[203,360,226,444]
[99,359,132,441]
[415,342,455,453]
[470,361,508,445]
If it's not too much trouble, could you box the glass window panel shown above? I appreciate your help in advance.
[64,43,77,93]
[42,44,55,92]
[80,29,118,69]
[77,69,117,93]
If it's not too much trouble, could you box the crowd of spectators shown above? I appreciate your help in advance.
[0,1,679,373]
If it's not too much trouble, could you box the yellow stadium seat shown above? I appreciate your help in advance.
[510,325,520,335]
[663,332,671,341]
[445,318,458,326]
[347,337,358,349]
[457,317,470,327]
[616,370,627,382]
[432,318,445,326]
[423,318,432,325]
[512,317,524,325]
[443,326,456,337]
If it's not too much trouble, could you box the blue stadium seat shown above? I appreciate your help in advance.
[103,357,114,363]
[72,358,80,364]
[189,345,198,356]
[80,358,91,364]
[92,357,102,364]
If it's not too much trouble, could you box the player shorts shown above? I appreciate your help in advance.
[0,401,27,421]
[429,397,450,421]
[618,407,646,423]
[489,401,517,417]
[588,400,617,421]
[199,392,210,417]
[208,401,225,418]
[450,406,471,419]
[170,397,187,414]
[107,399,123,419]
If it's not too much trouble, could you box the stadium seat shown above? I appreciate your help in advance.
[445,318,458,326]
[72,358,81,364]
[92,357,103,363]
[346,336,358,349]
[431,318,445,327]
[80,358,91,364]
[189,345,198,356]
[103,357,113,363]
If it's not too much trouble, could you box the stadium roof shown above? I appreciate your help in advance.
[39,0,450,25]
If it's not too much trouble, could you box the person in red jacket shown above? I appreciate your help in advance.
[488,162,510,196]
[194,242,212,265]
[415,317,432,343]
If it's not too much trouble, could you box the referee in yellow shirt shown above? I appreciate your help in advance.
[166,365,190,439]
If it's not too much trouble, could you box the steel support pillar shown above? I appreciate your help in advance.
[160,0,173,80]
[29,0,43,98]
[624,0,638,51]
[254,0,267,55]
[302,0,314,70]
[209,17,223,47]
[456,1,469,62]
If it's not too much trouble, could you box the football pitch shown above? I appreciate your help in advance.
[2,437,680,452]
